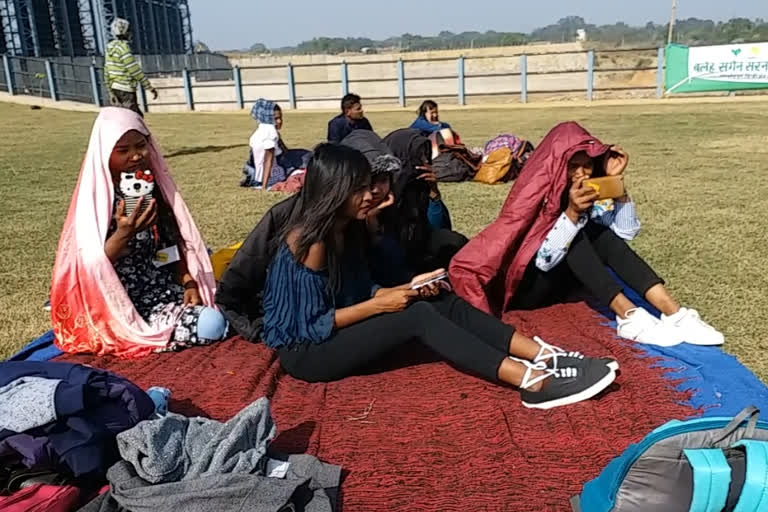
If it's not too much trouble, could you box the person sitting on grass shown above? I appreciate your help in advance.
[216,193,298,342]
[241,99,287,190]
[340,130,409,286]
[260,143,619,410]
[50,107,227,358]
[410,100,451,135]
[327,93,374,143]
[450,122,724,348]
[382,129,468,277]
[217,131,437,340]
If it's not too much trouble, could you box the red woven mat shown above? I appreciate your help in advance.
[59,301,695,511]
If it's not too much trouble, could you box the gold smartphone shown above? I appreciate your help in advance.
[583,175,625,200]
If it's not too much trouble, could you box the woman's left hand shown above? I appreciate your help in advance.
[367,192,395,218]
[416,165,440,198]
[417,282,441,298]
[183,286,202,306]
[410,269,447,298]
[605,145,629,176]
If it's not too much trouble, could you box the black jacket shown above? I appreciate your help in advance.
[381,129,434,270]
[340,130,390,161]
[327,114,373,143]
[215,195,298,341]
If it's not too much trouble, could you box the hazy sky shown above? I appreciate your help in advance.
[188,0,766,50]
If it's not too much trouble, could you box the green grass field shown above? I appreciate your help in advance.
[1,100,766,379]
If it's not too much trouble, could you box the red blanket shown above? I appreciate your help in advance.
[59,301,694,511]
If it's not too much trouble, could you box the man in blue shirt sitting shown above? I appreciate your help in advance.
[327,93,374,143]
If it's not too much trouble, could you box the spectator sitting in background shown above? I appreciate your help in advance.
[105,18,157,117]
[327,93,374,143]
[410,100,451,135]
[241,99,287,190]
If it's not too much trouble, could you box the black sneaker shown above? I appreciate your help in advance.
[532,336,619,372]
[563,356,619,374]
[516,356,616,410]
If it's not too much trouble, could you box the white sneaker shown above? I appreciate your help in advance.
[660,308,724,346]
[616,308,685,347]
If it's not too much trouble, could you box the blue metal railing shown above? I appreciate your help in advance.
[1,47,668,111]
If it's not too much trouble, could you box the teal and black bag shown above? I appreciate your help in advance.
[572,406,768,512]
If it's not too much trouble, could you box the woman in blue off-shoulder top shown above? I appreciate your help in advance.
[260,143,619,410]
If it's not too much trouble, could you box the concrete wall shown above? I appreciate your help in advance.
[229,42,591,110]
[3,43,668,113]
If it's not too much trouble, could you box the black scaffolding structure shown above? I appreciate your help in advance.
[0,0,193,57]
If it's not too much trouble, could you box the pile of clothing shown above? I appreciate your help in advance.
[0,362,155,510]
[82,398,342,512]
[0,362,342,512]
[425,130,536,184]
[474,134,535,184]
[427,129,482,182]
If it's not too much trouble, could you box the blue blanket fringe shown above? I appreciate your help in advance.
[599,281,768,419]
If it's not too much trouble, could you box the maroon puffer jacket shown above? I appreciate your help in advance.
[449,122,611,315]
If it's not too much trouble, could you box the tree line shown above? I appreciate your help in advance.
[198,16,768,55]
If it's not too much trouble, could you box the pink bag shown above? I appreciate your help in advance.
[270,170,306,194]
[0,484,81,512]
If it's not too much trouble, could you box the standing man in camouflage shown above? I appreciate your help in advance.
[105,18,158,116]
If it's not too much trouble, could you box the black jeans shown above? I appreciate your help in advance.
[511,222,663,310]
[278,293,515,383]
[423,228,469,272]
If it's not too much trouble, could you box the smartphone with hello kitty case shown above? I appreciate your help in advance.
[119,169,155,216]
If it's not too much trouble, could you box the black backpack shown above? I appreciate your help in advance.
[429,130,481,182]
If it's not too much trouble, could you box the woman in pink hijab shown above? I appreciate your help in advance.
[50,108,226,358]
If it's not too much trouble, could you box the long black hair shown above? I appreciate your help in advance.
[417,99,438,118]
[381,129,432,269]
[281,143,372,292]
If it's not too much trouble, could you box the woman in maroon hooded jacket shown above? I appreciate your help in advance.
[450,122,723,348]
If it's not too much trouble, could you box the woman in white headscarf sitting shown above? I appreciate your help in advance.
[51,108,227,358]
[241,99,287,190]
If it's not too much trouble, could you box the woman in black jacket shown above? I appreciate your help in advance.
[215,195,298,341]
[382,129,468,275]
